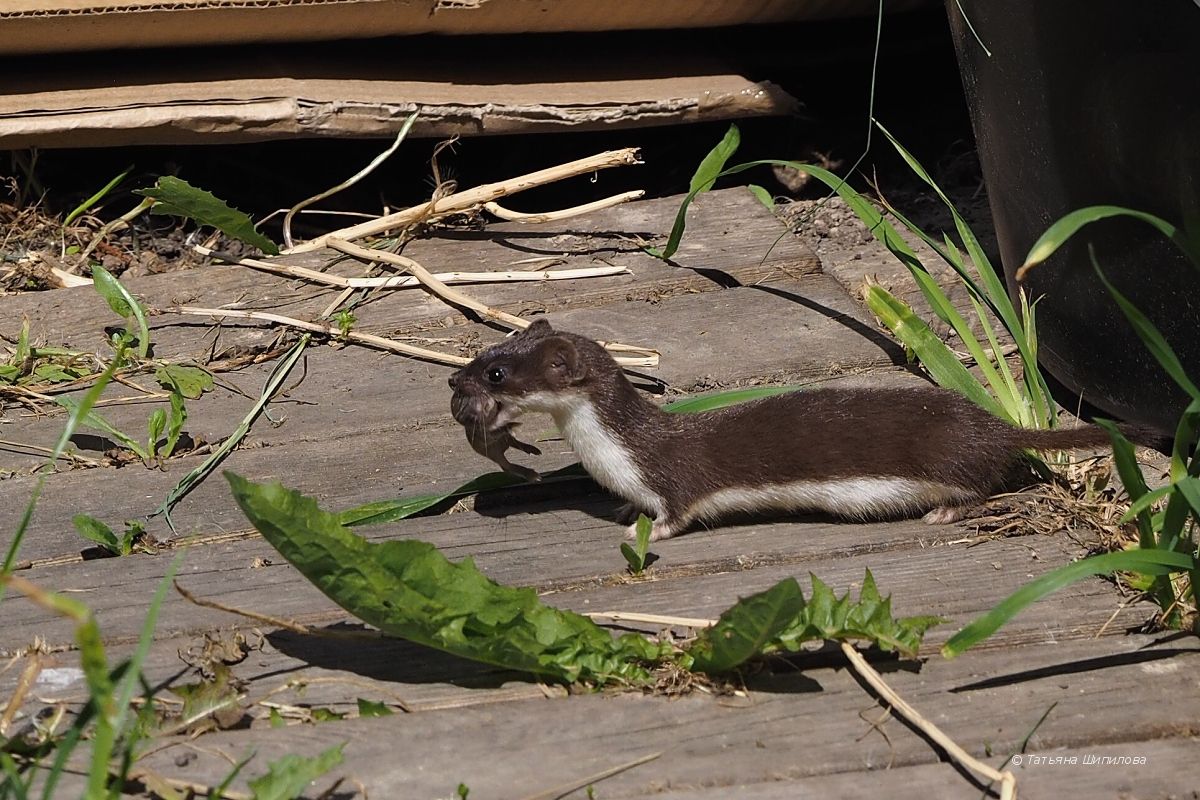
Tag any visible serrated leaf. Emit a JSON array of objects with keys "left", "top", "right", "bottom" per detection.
[
  {"left": 227, "top": 473, "right": 661, "bottom": 685},
  {"left": 686, "top": 571, "right": 939, "bottom": 672},
  {"left": 688, "top": 578, "right": 806, "bottom": 673},
  {"left": 155, "top": 363, "right": 214, "bottom": 399},
  {"left": 137, "top": 176, "right": 279, "bottom": 255},
  {"left": 247, "top": 742, "right": 345, "bottom": 800},
  {"left": 72, "top": 514, "right": 119, "bottom": 554}
]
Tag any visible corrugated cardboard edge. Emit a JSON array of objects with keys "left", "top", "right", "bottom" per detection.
[
  {"left": 0, "top": 0, "right": 925, "bottom": 54},
  {"left": 0, "top": 73, "right": 798, "bottom": 148}
]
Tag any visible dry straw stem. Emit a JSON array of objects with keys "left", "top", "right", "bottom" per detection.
[
  {"left": 840, "top": 641, "right": 1017, "bottom": 800},
  {"left": 166, "top": 305, "right": 471, "bottom": 366},
  {"left": 587, "top": 611, "right": 715, "bottom": 629},
  {"left": 193, "top": 245, "right": 630, "bottom": 290},
  {"left": 283, "top": 148, "right": 643, "bottom": 254},
  {"left": 329, "top": 237, "right": 659, "bottom": 367},
  {"left": 483, "top": 190, "right": 645, "bottom": 223}
]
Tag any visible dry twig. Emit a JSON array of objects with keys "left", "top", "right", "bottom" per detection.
[
  {"left": 283, "top": 148, "right": 642, "bottom": 254},
  {"left": 840, "top": 641, "right": 1017, "bottom": 800}
]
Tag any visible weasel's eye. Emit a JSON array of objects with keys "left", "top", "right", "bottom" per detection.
[{"left": 486, "top": 367, "right": 506, "bottom": 385}]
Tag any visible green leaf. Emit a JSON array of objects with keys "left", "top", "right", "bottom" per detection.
[
  {"left": 1091, "top": 254, "right": 1200, "bottom": 402},
  {"left": 227, "top": 473, "right": 662, "bottom": 685},
  {"left": 155, "top": 364, "right": 214, "bottom": 399},
  {"left": 662, "top": 385, "right": 801, "bottom": 414},
  {"left": 687, "top": 571, "right": 940, "bottom": 672},
  {"left": 90, "top": 265, "right": 150, "bottom": 360},
  {"left": 688, "top": 578, "right": 806, "bottom": 673},
  {"left": 942, "top": 549, "right": 1195, "bottom": 658},
  {"left": 64, "top": 165, "right": 133, "bottom": 228},
  {"left": 747, "top": 184, "right": 775, "bottom": 210},
  {"left": 620, "top": 515, "right": 653, "bottom": 575},
  {"left": 14, "top": 318, "right": 30, "bottom": 365},
  {"left": 863, "top": 284, "right": 1003, "bottom": 417},
  {"left": 309, "top": 707, "right": 346, "bottom": 722},
  {"left": 29, "top": 362, "right": 83, "bottom": 384},
  {"left": 54, "top": 396, "right": 149, "bottom": 461},
  {"left": 689, "top": 124, "right": 741, "bottom": 195},
  {"left": 1094, "top": 419, "right": 1155, "bottom": 548},
  {"left": 163, "top": 391, "right": 187, "bottom": 459},
  {"left": 147, "top": 408, "right": 167, "bottom": 459},
  {"left": 355, "top": 698, "right": 393, "bottom": 718},
  {"left": 247, "top": 742, "right": 345, "bottom": 800},
  {"left": 72, "top": 514, "right": 120, "bottom": 554},
  {"left": 1021, "top": 205, "right": 1200, "bottom": 276},
  {"left": 137, "top": 176, "right": 279, "bottom": 256}
]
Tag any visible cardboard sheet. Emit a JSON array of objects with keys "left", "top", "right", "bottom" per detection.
[
  {"left": 0, "top": 46, "right": 798, "bottom": 147},
  {"left": 0, "top": 0, "right": 920, "bottom": 54}
]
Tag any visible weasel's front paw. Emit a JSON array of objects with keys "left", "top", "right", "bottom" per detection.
[
  {"left": 624, "top": 519, "right": 677, "bottom": 542},
  {"left": 614, "top": 503, "right": 641, "bottom": 525}
]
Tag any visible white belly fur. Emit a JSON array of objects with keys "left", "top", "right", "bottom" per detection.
[
  {"left": 523, "top": 391, "right": 666, "bottom": 518},
  {"left": 688, "top": 478, "right": 974, "bottom": 523}
]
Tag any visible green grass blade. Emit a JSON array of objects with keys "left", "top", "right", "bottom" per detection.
[
  {"left": 152, "top": 334, "right": 311, "bottom": 529},
  {"left": 111, "top": 556, "right": 182, "bottom": 740},
  {"left": 52, "top": 397, "right": 148, "bottom": 461},
  {"left": 968, "top": 293, "right": 1026, "bottom": 424},
  {"left": 689, "top": 124, "right": 740, "bottom": 194},
  {"left": 1022, "top": 206, "right": 1200, "bottom": 275},
  {"left": 64, "top": 166, "right": 133, "bottom": 228},
  {"left": 652, "top": 125, "right": 741, "bottom": 258},
  {"left": 747, "top": 184, "right": 775, "bottom": 210},
  {"left": 1095, "top": 419, "right": 1155, "bottom": 548},
  {"left": 2, "top": 350, "right": 125, "bottom": 600},
  {"left": 1091, "top": 252, "right": 1200, "bottom": 402},
  {"left": 942, "top": 548, "right": 1195, "bottom": 658},
  {"left": 864, "top": 284, "right": 1003, "bottom": 417},
  {"left": 662, "top": 385, "right": 801, "bottom": 414}
]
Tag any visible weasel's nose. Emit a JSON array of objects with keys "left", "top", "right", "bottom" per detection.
[{"left": 448, "top": 370, "right": 461, "bottom": 389}]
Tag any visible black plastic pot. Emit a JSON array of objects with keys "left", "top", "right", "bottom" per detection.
[{"left": 946, "top": 0, "right": 1200, "bottom": 432}]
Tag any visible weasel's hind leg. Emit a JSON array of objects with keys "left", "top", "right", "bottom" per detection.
[{"left": 923, "top": 505, "right": 970, "bottom": 525}]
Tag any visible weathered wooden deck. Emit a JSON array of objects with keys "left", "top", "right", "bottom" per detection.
[{"left": 2, "top": 188, "right": 1197, "bottom": 798}]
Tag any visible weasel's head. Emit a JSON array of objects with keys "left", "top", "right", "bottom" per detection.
[{"left": 449, "top": 318, "right": 614, "bottom": 432}]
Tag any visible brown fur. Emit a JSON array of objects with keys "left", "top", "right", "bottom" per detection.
[{"left": 450, "top": 319, "right": 1144, "bottom": 537}]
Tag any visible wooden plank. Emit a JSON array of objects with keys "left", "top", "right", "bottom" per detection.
[
  {"left": 0, "top": 189, "right": 818, "bottom": 360},
  {"left": 0, "top": 506, "right": 1158, "bottom": 660},
  {"left": 1, "top": 271, "right": 906, "bottom": 561},
  {"left": 121, "top": 633, "right": 1200, "bottom": 798},
  {"left": 647, "top": 738, "right": 1200, "bottom": 798}
]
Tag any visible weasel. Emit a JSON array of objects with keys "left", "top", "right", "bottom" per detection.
[{"left": 449, "top": 318, "right": 1137, "bottom": 541}]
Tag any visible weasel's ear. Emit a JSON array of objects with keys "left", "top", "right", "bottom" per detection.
[
  {"left": 541, "top": 337, "right": 587, "bottom": 385},
  {"left": 522, "top": 318, "right": 554, "bottom": 339}
]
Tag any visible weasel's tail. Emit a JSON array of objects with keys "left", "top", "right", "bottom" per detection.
[{"left": 1015, "top": 423, "right": 1171, "bottom": 453}]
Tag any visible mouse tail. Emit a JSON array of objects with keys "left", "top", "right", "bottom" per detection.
[{"left": 1015, "top": 423, "right": 1172, "bottom": 453}]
